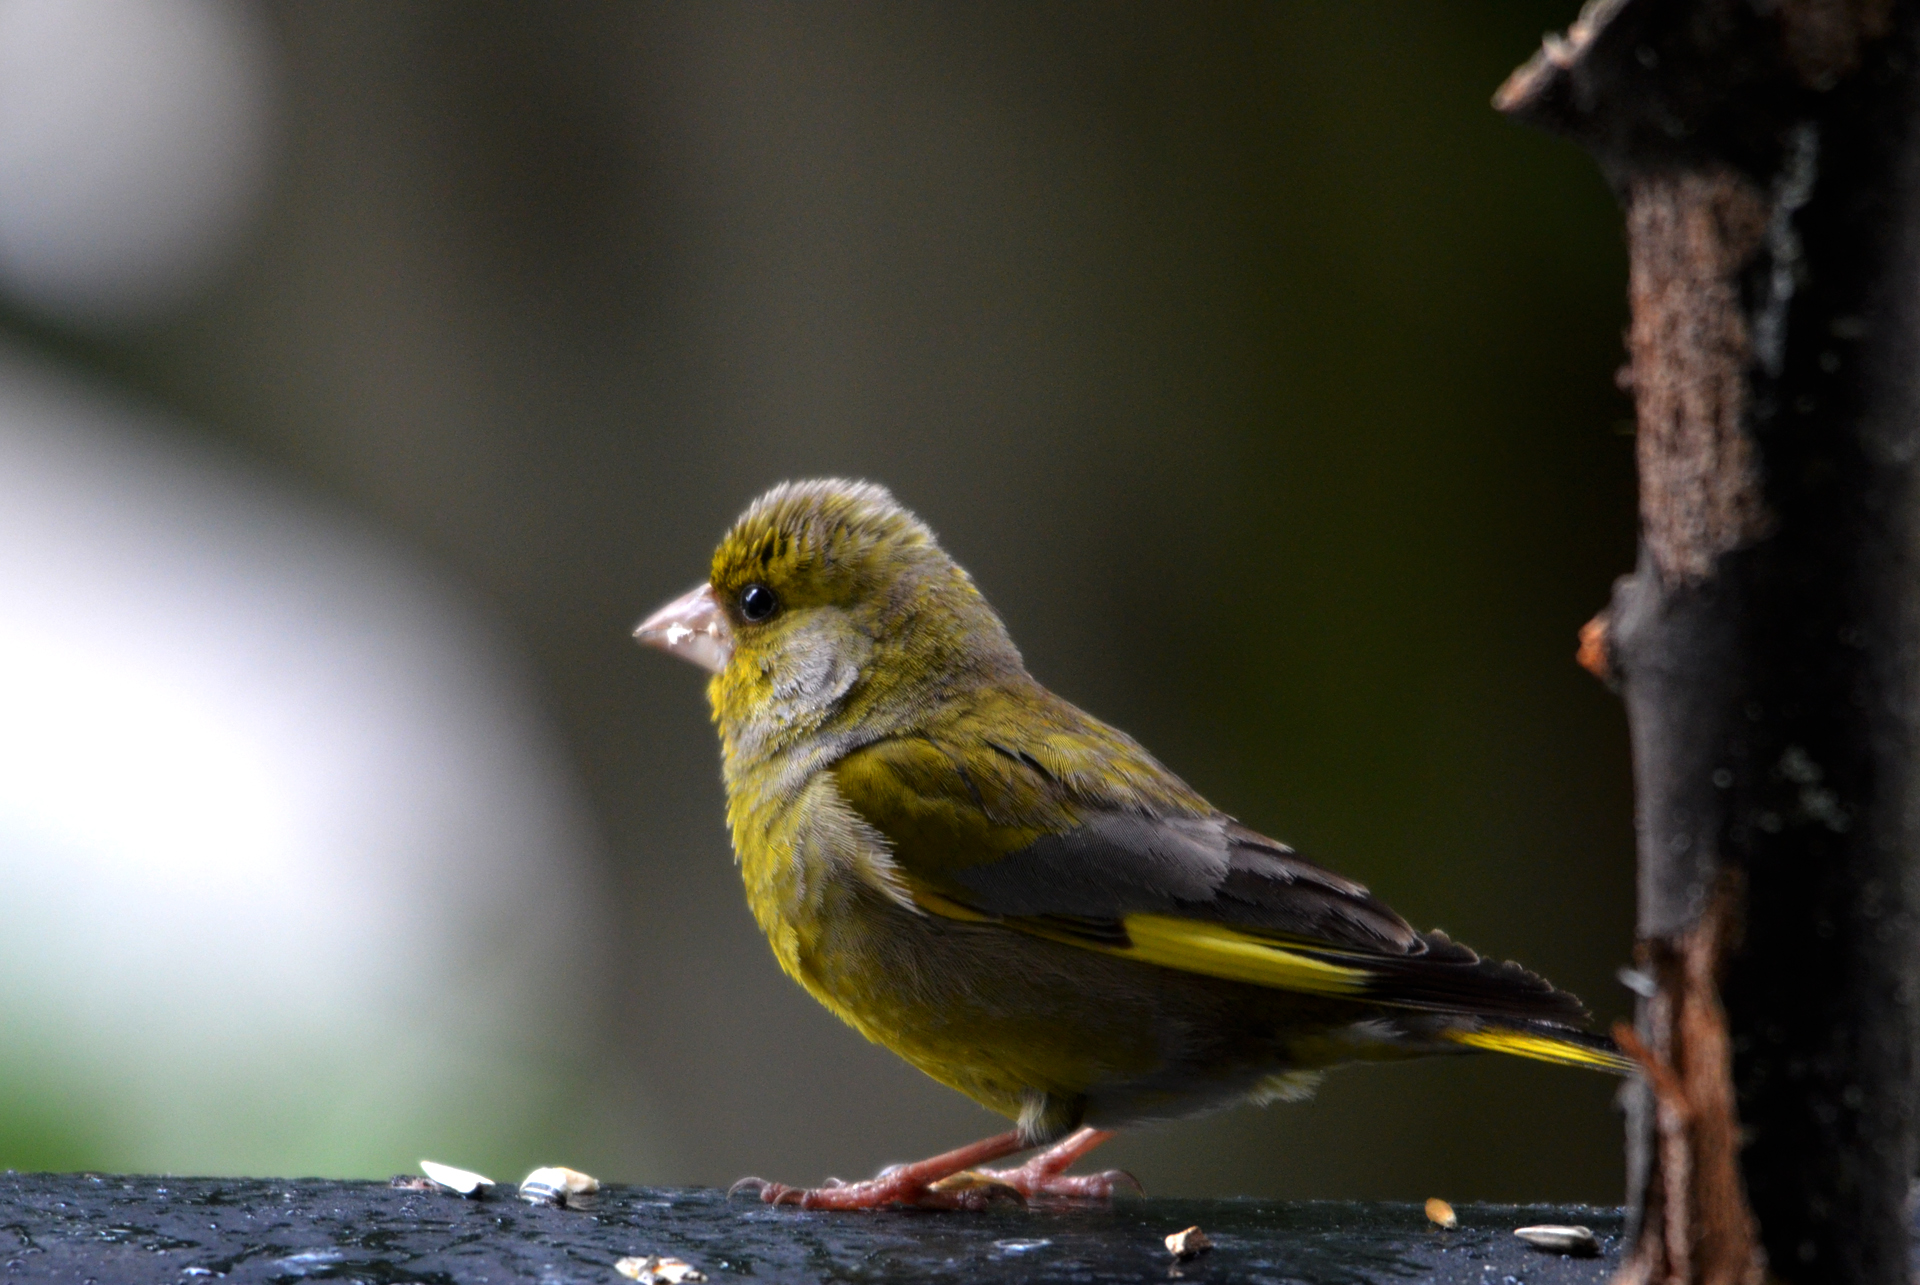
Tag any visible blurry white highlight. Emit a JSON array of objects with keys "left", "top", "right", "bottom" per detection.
[
  {"left": 0, "top": 0, "right": 278, "bottom": 326},
  {"left": 0, "top": 348, "right": 608, "bottom": 1175}
]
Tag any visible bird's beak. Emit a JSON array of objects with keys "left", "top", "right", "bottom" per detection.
[{"left": 634, "top": 583, "right": 732, "bottom": 674}]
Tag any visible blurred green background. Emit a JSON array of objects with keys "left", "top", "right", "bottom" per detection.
[{"left": 0, "top": 1, "right": 1636, "bottom": 1200}]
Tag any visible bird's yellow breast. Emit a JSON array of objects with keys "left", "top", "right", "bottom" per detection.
[
  {"left": 722, "top": 760, "right": 1160, "bottom": 1121},
  {"left": 727, "top": 768, "right": 905, "bottom": 1019}
]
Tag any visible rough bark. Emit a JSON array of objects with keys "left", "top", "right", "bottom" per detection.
[{"left": 1497, "top": 4, "right": 1920, "bottom": 1285}]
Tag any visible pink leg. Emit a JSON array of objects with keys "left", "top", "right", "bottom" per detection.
[
  {"left": 729, "top": 1129, "right": 1030, "bottom": 1210},
  {"left": 968, "top": 1126, "right": 1142, "bottom": 1199}
]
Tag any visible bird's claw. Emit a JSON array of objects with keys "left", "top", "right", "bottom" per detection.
[{"left": 727, "top": 1176, "right": 804, "bottom": 1204}]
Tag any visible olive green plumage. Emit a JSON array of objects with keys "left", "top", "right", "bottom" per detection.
[{"left": 679, "top": 479, "right": 1623, "bottom": 1148}]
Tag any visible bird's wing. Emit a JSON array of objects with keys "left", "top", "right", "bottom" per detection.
[{"left": 831, "top": 732, "right": 1599, "bottom": 1036}]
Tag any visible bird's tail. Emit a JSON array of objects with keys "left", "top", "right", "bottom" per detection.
[{"left": 1441, "top": 1020, "right": 1633, "bottom": 1074}]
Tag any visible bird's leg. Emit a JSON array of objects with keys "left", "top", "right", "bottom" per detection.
[
  {"left": 960, "top": 1127, "right": 1142, "bottom": 1199},
  {"left": 729, "top": 1130, "right": 1030, "bottom": 1210}
]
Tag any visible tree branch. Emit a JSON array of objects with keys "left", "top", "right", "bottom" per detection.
[{"left": 1499, "top": 4, "right": 1920, "bottom": 1284}]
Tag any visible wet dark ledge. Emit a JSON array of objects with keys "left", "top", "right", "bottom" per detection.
[{"left": 0, "top": 1172, "right": 1657, "bottom": 1284}]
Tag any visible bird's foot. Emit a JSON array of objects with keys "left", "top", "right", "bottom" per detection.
[
  {"left": 724, "top": 1125, "right": 1136, "bottom": 1209},
  {"left": 967, "top": 1163, "right": 1141, "bottom": 1199},
  {"left": 726, "top": 1128, "right": 1032, "bottom": 1210},
  {"left": 728, "top": 1171, "right": 1022, "bottom": 1211},
  {"left": 968, "top": 1127, "right": 1141, "bottom": 1200}
]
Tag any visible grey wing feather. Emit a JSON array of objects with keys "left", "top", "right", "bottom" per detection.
[
  {"left": 948, "top": 809, "right": 1589, "bottom": 1024},
  {"left": 947, "top": 810, "right": 1421, "bottom": 953}
]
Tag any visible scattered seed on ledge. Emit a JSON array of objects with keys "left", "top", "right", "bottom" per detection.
[
  {"left": 418, "top": 1160, "right": 493, "bottom": 1198},
  {"left": 1514, "top": 1224, "right": 1600, "bottom": 1256},
  {"left": 520, "top": 1166, "right": 601, "bottom": 1207},
  {"left": 1165, "top": 1226, "right": 1212, "bottom": 1260},
  {"left": 1425, "top": 1198, "right": 1458, "bottom": 1229},
  {"left": 615, "top": 1255, "right": 706, "bottom": 1283}
]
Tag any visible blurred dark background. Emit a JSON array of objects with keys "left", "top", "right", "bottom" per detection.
[{"left": 0, "top": 1, "right": 1635, "bottom": 1200}]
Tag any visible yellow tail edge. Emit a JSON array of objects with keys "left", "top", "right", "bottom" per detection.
[{"left": 1443, "top": 1026, "right": 1635, "bottom": 1074}]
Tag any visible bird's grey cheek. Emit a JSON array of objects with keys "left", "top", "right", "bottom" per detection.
[{"left": 773, "top": 628, "right": 870, "bottom": 709}]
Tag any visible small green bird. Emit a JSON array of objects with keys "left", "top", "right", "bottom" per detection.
[{"left": 637, "top": 479, "right": 1626, "bottom": 1210}]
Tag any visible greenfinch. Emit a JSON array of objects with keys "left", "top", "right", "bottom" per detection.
[{"left": 637, "top": 479, "right": 1625, "bottom": 1210}]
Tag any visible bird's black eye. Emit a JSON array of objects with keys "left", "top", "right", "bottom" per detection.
[{"left": 738, "top": 583, "right": 778, "bottom": 622}]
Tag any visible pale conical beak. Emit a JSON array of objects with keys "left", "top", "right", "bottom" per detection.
[{"left": 634, "top": 583, "right": 732, "bottom": 674}]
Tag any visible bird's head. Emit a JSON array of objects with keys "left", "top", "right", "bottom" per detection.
[{"left": 637, "top": 479, "right": 1023, "bottom": 769}]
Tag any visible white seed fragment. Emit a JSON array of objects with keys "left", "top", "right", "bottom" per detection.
[
  {"left": 1165, "top": 1226, "right": 1213, "bottom": 1260},
  {"left": 615, "top": 1255, "right": 706, "bottom": 1283},
  {"left": 1514, "top": 1224, "right": 1601, "bottom": 1256},
  {"left": 1426, "top": 1197, "right": 1458, "bottom": 1229},
  {"left": 520, "top": 1165, "right": 601, "bottom": 1207},
  {"left": 419, "top": 1160, "right": 493, "bottom": 1197}
]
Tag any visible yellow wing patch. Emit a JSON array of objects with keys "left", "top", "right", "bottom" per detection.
[
  {"left": 1442, "top": 1027, "right": 1633, "bottom": 1073},
  {"left": 1113, "top": 914, "right": 1374, "bottom": 996},
  {"left": 907, "top": 885, "right": 1372, "bottom": 996}
]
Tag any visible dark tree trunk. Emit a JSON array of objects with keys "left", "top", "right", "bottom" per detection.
[{"left": 1498, "top": 4, "right": 1920, "bottom": 1285}]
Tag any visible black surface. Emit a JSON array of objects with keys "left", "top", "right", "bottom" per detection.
[{"left": 0, "top": 1173, "right": 1628, "bottom": 1284}]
